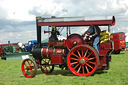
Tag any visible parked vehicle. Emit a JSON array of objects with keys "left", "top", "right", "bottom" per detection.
[
  {"left": 25, "top": 40, "right": 48, "bottom": 52},
  {"left": 0, "top": 41, "right": 29, "bottom": 60},
  {"left": 25, "top": 40, "right": 37, "bottom": 52},
  {"left": 110, "top": 32, "right": 126, "bottom": 54}
]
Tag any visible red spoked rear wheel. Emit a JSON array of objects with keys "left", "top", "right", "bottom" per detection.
[
  {"left": 40, "top": 58, "right": 54, "bottom": 73},
  {"left": 22, "top": 58, "right": 37, "bottom": 78},
  {"left": 67, "top": 45, "right": 99, "bottom": 76}
]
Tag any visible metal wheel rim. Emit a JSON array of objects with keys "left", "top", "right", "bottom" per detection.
[
  {"left": 67, "top": 45, "right": 99, "bottom": 76},
  {"left": 22, "top": 58, "right": 37, "bottom": 78},
  {"left": 40, "top": 58, "right": 54, "bottom": 73}
]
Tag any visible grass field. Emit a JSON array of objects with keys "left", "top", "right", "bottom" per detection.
[{"left": 0, "top": 51, "right": 128, "bottom": 85}]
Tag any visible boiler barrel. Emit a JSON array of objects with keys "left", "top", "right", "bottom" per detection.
[
  {"left": 41, "top": 47, "right": 65, "bottom": 58},
  {"left": 31, "top": 47, "right": 65, "bottom": 58}
]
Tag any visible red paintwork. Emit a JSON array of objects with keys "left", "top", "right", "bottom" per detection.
[
  {"left": 54, "top": 41, "right": 65, "bottom": 47},
  {"left": 98, "top": 42, "right": 113, "bottom": 69},
  {"left": 99, "top": 42, "right": 113, "bottom": 52},
  {"left": 48, "top": 39, "right": 55, "bottom": 46},
  {"left": 40, "top": 58, "right": 54, "bottom": 73},
  {"left": 22, "top": 58, "right": 37, "bottom": 78},
  {"left": 67, "top": 45, "right": 99, "bottom": 76},
  {"left": 49, "top": 40, "right": 66, "bottom": 47},
  {"left": 41, "top": 47, "right": 64, "bottom": 58},
  {"left": 38, "top": 20, "right": 115, "bottom": 26},
  {"left": 66, "top": 34, "right": 84, "bottom": 50},
  {"left": 110, "top": 32, "right": 126, "bottom": 51},
  {"left": 44, "top": 31, "right": 51, "bottom": 34},
  {"left": 37, "top": 16, "right": 115, "bottom": 26},
  {"left": 51, "top": 54, "right": 63, "bottom": 64}
]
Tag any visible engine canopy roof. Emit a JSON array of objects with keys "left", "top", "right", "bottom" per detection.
[{"left": 36, "top": 16, "right": 115, "bottom": 27}]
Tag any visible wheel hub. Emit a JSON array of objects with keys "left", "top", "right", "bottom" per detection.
[
  {"left": 80, "top": 58, "right": 85, "bottom": 64},
  {"left": 26, "top": 67, "right": 30, "bottom": 70}
]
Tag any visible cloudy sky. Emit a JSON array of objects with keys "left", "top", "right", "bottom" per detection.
[{"left": 0, "top": 0, "right": 128, "bottom": 44}]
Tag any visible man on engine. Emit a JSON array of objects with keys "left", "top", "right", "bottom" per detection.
[{"left": 82, "top": 25, "right": 101, "bottom": 53}]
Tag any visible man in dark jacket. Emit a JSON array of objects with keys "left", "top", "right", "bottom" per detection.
[
  {"left": 82, "top": 25, "right": 101, "bottom": 53},
  {"left": 49, "top": 26, "right": 60, "bottom": 41}
]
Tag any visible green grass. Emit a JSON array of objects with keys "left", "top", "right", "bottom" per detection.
[{"left": 0, "top": 51, "right": 128, "bottom": 85}]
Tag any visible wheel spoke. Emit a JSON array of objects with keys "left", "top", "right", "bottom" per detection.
[
  {"left": 48, "top": 59, "right": 50, "bottom": 64},
  {"left": 48, "top": 66, "right": 51, "bottom": 70},
  {"left": 88, "top": 57, "right": 95, "bottom": 60},
  {"left": 24, "top": 64, "right": 27, "bottom": 67},
  {"left": 27, "top": 70, "right": 28, "bottom": 74},
  {"left": 85, "top": 65, "right": 89, "bottom": 73},
  {"left": 42, "top": 59, "right": 45, "bottom": 63},
  {"left": 70, "top": 58, "right": 78, "bottom": 61},
  {"left": 77, "top": 50, "right": 81, "bottom": 57},
  {"left": 83, "top": 49, "right": 88, "bottom": 57},
  {"left": 67, "top": 45, "right": 98, "bottom": 76},
  {"left": 27, "top": 61, "right": 31, "bottom": 66},
  {"left": 77, "top": 66, "right": 81, "bottom": 73},
  {"left": 71, "top": 62, "right": 78, "bottom": 65},
  {"left": 72, "top": 53, "right": 79, "bottom": 58},
  {"left": 82, "top": 66, "right": 85, "bottom": 74},
  {"left": 45, "top": 59, "right": 46, "bottom": 62},
  {"left": 30, "top": 70, "right": 34, "bottom": 75},
  {"left": 44, "top": 67, "right": 47, "bottom": 72},
  {"left": 73, "top": 64, "right": 79, "bottom": 69},
  {"left": 40, "top": 59, "right": 54, "bottom": 73},
  {"left": 31, "top": 66, "right": 35, "bottom": 69},
  {"left": 43, "top": 66, "right": 47, "bottom": 70},
  {"left": 86, "top": 52, "right": 93, "bottom": 58},
  {"left": 88, "top": 61, "right": 96, "bottom": 65},
  {"left": 30, "top": 60, "right": 33, "bottom": 64},
  {"left": 22, "top": 59, "right": 37, "bottom": 78},
  {"left": 30, "top": 70, "right": 32, "bottom": 75},
  {"left": 25, "top": 67, "right": 28, "bottom": 70},
  {"left": 86, "top": 63, "right": 93, "bottom": 69}
]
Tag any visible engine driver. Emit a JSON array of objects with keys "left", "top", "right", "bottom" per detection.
[{"left": 82, "top": 25, "right": 101, "bottom": 53}]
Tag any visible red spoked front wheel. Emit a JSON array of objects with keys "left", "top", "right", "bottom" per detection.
[
  {"left": 67, "top": 45, "right": 99, "bottom": 76},
  {"left": 40, "top": 58, "right": 54, "bottom": 73},
  {"left": 22, "top": 58, "right": 37, "bottom": 78}
]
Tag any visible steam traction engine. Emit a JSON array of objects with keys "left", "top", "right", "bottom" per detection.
[{"left": 21, "top": 16, "right": 115, "bottom": 78}]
